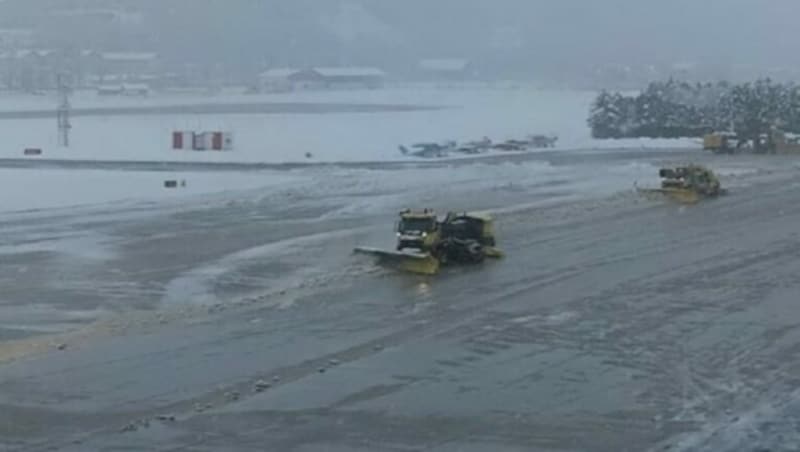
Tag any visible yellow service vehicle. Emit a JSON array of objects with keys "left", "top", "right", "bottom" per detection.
[
  {"left": 637, "top": 165, "right": 724, "bottom": 204},
  {"left": 771, "top": 130, "right": 800, "bottom": 154},
  {"left": 355, "top": 209, "right": 503, "bottom": 275},
  {"left": 703, "top": 132, "right": 737, "bottom": 154},
  {"left": 395, "top": 209, "right": 439, "bottom": 251}
]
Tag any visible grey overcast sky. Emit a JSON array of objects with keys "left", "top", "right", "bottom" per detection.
[{"left": 1, "top": 0, "right": 797, "bottom": 71}]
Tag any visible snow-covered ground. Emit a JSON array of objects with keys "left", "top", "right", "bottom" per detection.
[
  {"left": 0, "top": 156, "right": 651, "bottom": 215},
  {"left": 0, "top": 168, "right": 301, "bottom": 213},
  {"left": 0, "top": 88, "right": 699, "bottom": 164},
  {"left": 0, "top": 87, "right": 706, "bottom": 215},
  {"left": 5, "top": 149, "right": 765, "bottom": 217}
]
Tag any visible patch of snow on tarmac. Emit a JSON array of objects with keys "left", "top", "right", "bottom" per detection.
[
  {"left": 0, "top": 168, "right": 302, "bottom": 213},
  {"left": 0, "top": 155, "right": 660, "bottom": 218},
  {"left": 660, "top": 389, "right": 800, "bottom": 452},
  {"left": 312, "top": 161, "right": 563, "bottom": 219},
  {"left": 0, "top": 232, "right": 115, "bottom": 260},
  {"left": 0, "top": 304, "right": 109, "bottom": 335},
  {"left": 162, "top": 226, "right": 372, "bottom": 306}
]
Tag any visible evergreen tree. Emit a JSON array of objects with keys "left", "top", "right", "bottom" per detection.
[
  {"left": 588, "top": 90, "right": 624, "bottom": 138},
  {"left": 589, "top": 78, "right": 800, "bottom": 144}
]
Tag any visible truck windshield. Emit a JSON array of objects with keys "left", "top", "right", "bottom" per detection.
[{"left": 398, "top": 218, "right": 436, "bottom": 233}]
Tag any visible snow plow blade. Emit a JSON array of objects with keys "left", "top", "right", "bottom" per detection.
[
  {"left": 484, "top": 247, "right": 505, "bottom": 259},
  {"left": 353, "top": 247, "right": 441, "bottom": 275},
  {"left": 637, "top": 188, "right": 701, "bottom": 204}
]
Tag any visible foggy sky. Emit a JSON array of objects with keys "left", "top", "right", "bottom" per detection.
[{"left": 1, "top": 0, "right": 798, "bottom": 73}]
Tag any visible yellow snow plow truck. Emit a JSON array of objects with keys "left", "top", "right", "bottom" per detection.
[
  {"left": 703, "top": 132, "right": 738, "bottom": 154},
  {"left": 637, "top": 165, "right": 725, "bottom": 204},
  {"left": 354, "top": 209, "right": 503, "bottom": 275}
]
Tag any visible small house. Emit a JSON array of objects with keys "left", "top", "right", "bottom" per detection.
[
  {"left": 97, "top": 84, "right": 124, "bottom": 96},
  {"left": 285, "top": 67, "right": 386, "bottom": 90},
  {"left": 100, "top": 52, "right": 159, "bottom": 79},
  {"left": 312, "top": 67, "right": 386, "bottom": 89},
  {"left": 96, "top": 83, "right": 150, "bottom": 96},
  {"left": 259, "top": 68, "right": 299, "bottom": 92},
  {"left": 0, "top": 49, "right": 59, "bottom": 91},
  {"left": 121, "top": 83, "right": 150, "bottom": 96}
]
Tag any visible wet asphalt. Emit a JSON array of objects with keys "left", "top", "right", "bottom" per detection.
[{"left": 2, "top": 150, "right": 800, "bottom": 451}]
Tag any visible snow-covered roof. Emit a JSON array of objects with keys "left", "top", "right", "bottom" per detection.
[
  {"left": 0, "top": 28, "right": 34, "bottom": 36},
  {"left": 50, "top": 8, "right": 143, "bottom": 24},
  {"left": 101, "top": 52, "right": 158, "bottom": 62},
  {"left": 259, "top": 68, "right": 300, "bottom": 78},
  {"left": 419, "top": 59, "right": 469, "bottom": 72},
  {"left": 91, "top": 74, "right": 128, "bottom": 82},
  {"left": 313, "top": 67, "right": 385, "bottom": 77},
  {"left": 122, "top": 83, "right": 150, "bottom": 90},
  {"left": 1, "top": 49, "right": 57, "bottom": 59}
]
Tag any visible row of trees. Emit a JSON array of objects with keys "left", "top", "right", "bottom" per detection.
[{"left": 589, "top": 79, "right": 800, "bottom": 145}]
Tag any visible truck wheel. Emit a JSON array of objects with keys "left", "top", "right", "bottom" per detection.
[{"left": 467, "top": 243, "right": 485, "bottom": 263}]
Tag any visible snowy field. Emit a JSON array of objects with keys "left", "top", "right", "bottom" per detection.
[
  {"left": 0, "top": 87, "right": 705, "bottom": 215},
  {"left": 0, "top": 168, "right": 302, "bottom": 213},
  {"left": 0, "top": 87, "right": 699, "bottom": 164},
  {"left": 0, "top": 152, "right": 763, "bottom": 215}
]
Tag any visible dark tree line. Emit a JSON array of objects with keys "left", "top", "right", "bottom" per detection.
[{"left": 589, "top": 79, "right": 800, "bottom": 146}]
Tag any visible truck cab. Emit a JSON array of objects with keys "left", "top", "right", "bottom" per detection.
[{"left": 396, "top": 209, "right": 439, "bottom": 251}]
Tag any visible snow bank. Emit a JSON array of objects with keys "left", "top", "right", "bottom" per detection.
[
  {"left": 659, "top": 389, "right": 800, "bottom": 452},
  {"left": 0, "top": 153, "right": 662, "bottom": 216},
  {"left": 0, "top": 88, "right": 700, "bottom": 164},
  {"left": 0, "top": 168, "right": 301, "bottom": 213}
]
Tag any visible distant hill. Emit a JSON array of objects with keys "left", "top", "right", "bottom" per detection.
[{"left": 3, "top": 0, "right": 800, "bottom": 83}]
